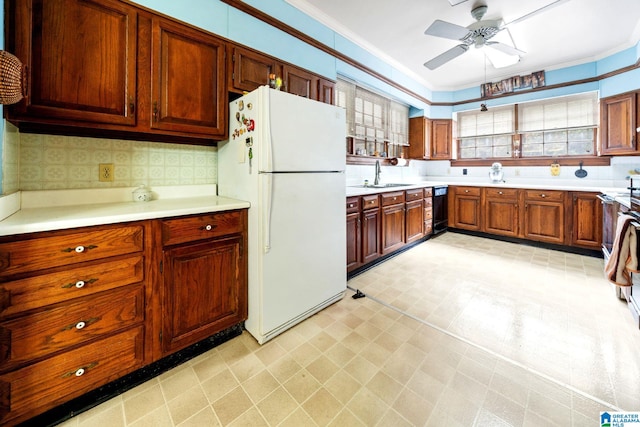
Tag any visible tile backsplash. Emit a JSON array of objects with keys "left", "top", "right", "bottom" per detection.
[{"left": 17, "top": 132, "right": 217, "bottom": 191}]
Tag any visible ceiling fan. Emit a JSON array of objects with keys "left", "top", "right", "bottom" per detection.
[{"left": 423, "top": 0, "right": 569, "bottom": 70}]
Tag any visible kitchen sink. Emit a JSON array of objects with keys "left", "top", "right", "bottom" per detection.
[{"left": 350, "top": 183, "right": 411, "bottom": 188}]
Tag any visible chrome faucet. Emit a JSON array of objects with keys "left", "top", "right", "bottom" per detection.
[{"left": 374, "top": 160, "right": 381, "bottom": 185}]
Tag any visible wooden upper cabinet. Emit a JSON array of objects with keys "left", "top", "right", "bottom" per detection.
[
  {"left": 150, "top": 18, "right": 227, "bottom": 137},
  {"left": 8, "top": 0, "right": 137, "bottom": 126},
  {"left": 282, "top": 65, "right": 318, "bottom": 100},
  {"left": 407, "top": 117, "right": 451, "bottom": 160},
  {"left": 600, "top": 92, "right": 638, "bottom": 155},
  {"left": 408, "top": 117, "right": 430, "bottom": 160},
  {"left": 318, "top": 78, "right": 335, "bottom": 105},
  {"left": 431, "top": 119, "right": 452, "bottom": 159},
  {"left": 229, "top": 46, "right": 279, "bottom": 93}
]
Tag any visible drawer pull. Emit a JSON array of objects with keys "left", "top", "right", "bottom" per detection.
[
  {"left": 62, "top": 278, "right": 98, "bottom": 289},
  {"left": 61, "top": 245, "right": 98, "bottom": 254},
  {"left": 465, "top": 190, "right": 469, "bottom": 193},
  {"left": 62, "top": 362, "right": 98, "bottom": 378},
  {"left": 370, "top": 201, "right": 374, "bottom": 204},
  {"left": 540, "top": 194, "right": 546, "bottom": 198},
  {"left": 498, "top": 191, "right": 503, "bottom": 195},
  {"left": 393, "top": 197, "right": 397, "bottom": 201},
  {"left": 200, "top": 224, "right": 217, "bottom": 231},
  {"left": 348, "top": 203, "right": 354, "bottom": 208},
  {"left": 62, "top": 317, "right": 99, "bottom": 331}
]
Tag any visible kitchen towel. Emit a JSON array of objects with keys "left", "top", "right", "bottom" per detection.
[{"left": 605, "top": 214, "right": 638, "bottom": 286}]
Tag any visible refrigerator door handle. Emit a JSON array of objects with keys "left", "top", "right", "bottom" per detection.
[
  {"left": 263, "top": 172, "right": 273, "bottom": 253},
  {"left": 261, "top": 87, "right": 273, "bottom": 173}
]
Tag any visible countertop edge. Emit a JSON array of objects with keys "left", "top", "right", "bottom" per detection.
[{"left": 0, "top": 195, "right": 250, "bottom": 237}]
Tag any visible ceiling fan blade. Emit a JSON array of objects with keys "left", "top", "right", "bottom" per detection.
[
  {"left": 424, "top": 19, "right": 470, "bottom": 40},
  {"left": 424, "top": 44, "right": 469, "bottom": 70},
  {"left": 503, "top": 0, "right": 571, "bottom": 27},
  {"left": 486, "top": 41, "right": 525, "bottom": 56},
  {"left": 446, "top": 0, "right": 469, "bottom": 5}
]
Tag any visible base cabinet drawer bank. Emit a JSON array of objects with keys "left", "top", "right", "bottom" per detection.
[
  {"left": 447, "top": 186, "right": 600, "bottom": 250},
  {"left": 0, "top": 209, "right": 248, "bottom": 425},
  {"left": 347, "top": 187, "right": 432, "bottom": 273}
]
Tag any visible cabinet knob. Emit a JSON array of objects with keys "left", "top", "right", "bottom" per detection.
[
  {"left": 541, "top": 194, "right": 546, "bottom": 198},
  {"left": 75, "top": 246, "right": 85, "bottom": 253},
  {"left": 205, "top": 225, "right": 212, "bottom": 231},
  {"left": 349, "top": 203, "right": 354, "bottom": 208},
  {"left": 153, "top": 101, "right": 159, "bottom": 122},
  {"left": 75, "top": 368, "right": 85, "bottom": 377},
  {"left": 75, "top": 321, "right": 86, "bottom": 330},
  {"left": 61, "top": 245, "right": 97, "bottom": 254},
  {"left": 393, "top": 197, "right": 397, "bottom": 201},
  {"left": 498, "top": 191, "right": 503, "bottom": 195},
  {"left": 75, "top": 280, "right": 85, "bottom": 289},
  {"left": 465, "top": 190, "right": 469, "bottom": 193},
  {"left": 200, "top": 224, "right": 217, "bottom": 231},
  {"left": 370, "top": 200, "right": 374, "bottom": 204}
]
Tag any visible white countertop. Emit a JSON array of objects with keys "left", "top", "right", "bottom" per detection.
[
  {"left": 0, "top": 185, "right": 250, "bottom": 237},
  {"left": 346, "top": 179, "right": 630, "bottom": 197}
]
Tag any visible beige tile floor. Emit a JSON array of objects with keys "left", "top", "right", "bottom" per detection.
[{"left": 58, "top": 232, "right": 640, "bottom": 426}]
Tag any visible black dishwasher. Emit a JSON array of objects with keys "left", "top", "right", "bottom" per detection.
[{"left": 433, "top": 186, "right": 448, "bottom": 234}]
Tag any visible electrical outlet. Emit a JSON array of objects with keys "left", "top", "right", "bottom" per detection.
[
  {"left": 99, "top": 163, "right": 114, "bottom": 182},
  {"left": 515, "top": 168, "right": 520, "bottom": 177}
]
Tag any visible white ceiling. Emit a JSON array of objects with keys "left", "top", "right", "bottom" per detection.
[{"left": 285, "top": 0, "right": 640, "bottom": 92}]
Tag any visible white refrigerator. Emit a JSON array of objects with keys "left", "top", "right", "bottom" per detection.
[{"left": 217, "top": 86, "right": 347, "bottom": 344}]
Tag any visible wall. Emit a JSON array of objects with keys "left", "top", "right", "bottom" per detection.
[{"left": 17, "top": 131, "right": 216, "bottom": 191}]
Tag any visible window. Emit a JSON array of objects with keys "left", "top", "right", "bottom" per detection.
[
  {"left": 456, "top": 92, "right": 598, "bottom": 160},
  {"left": 336, "top": 78, "right": 408, "bottom": 158}
]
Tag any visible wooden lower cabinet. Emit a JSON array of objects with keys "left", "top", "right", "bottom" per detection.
[
  {"left": 448, "top": 186, "right": 599, "bottom": 250},
  {"left": 569, "top": 192, "right": 602, "bottom": 249},
  {"left": 484, "top": 188, "right": 519, "bottom": 238},
  {"left": 522, "top": 190, "right": 565, "bottom": 244},
  {"left": 449, "top": 186, "right": 482, "bottom": 231},
  {"left": 381, "top": 191, "right": 406, "bottom": 254},
  {"left": 405, "top": 188, "right": 425, "bottom": 244},
  {"left": 346, "top": 197, "right": 362, "bottom": 272},
  {"left": 0, "top": 209, "right": 248, "bottom": 425},
  {"left": 361, "top": 194, "right": 382, "bottom": 265}
]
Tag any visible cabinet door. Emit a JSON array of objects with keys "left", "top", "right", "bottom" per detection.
[
  {"left": 151, "top": 18, "right": 226, "bottom": 137},
  {"left": 600, "top": 92, "right": 637, "bottom": 155},
  {"left": 522, "top": 191, "right": 565, "bottom": 244},
  {"left": 362, "top": 208, "right": 381, "bottom": 264},
  {"left": 381, "top": 204, "right": 405, "bottom": 254},
  {"left": 405, "top": 199, "right": 425, "bottom": 243},
  {"left": 346, "top": 212, "right": 361, "bottom": 272},
  {"left": 570, "top": 192, "right": 602, "bottom": 249},
  {"left": 431, "top": 120, "right": 452, "bottom": 160},
  {"left": 10, "top": 0, "right": 137, "bottom": 126},
  {"left": 408, "top": 117, "right": 430, "bottom": 160},
  {"left": 162, "top": 235, "right": 246, "bottom": 354},
  {"left": 318, "top": 78, "right": 335, "bottom": 104},
  {"left": 452, "top": 188, "right": 481, "bottom": 231},
  {"left": 229, "top": 46, "right": 279, "bottom": 93},
  {"left": 282, "top": 65, "right": 318, "bottom": 99},
  {"left": 483, "top": 189, "right": 519, "bottom": 237}
]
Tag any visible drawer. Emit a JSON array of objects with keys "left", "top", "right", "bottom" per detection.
[
  {"left": 424, "top": 207, "right": 433, "bottom": 220},
  {"left": 456, "top": 187, "right": 481, "bottom": 196},
  {"left": 524, "top": 190, "right": 564, "bottom": 202},
  {"left": 162, "top": 210, "right": 245, "bottom": 246},
  {"left": 424, "top": 197, "right": 433, "bottom": 207},
  {"left": 423, "top": 188, "right": 433, "bottom": 198},
  {"left": 0, "top": 285, "right": 144, "bottom": 369},
  {"left": 405, "top": 189, "right": 423, "bottom": 201},
  {"left": 424, "top": 222, "right": 433, "bottom": 234},
  {"left": 361, "top": 194, "right": 379, "bottom": 210},
  {"left": 381, "top": 191, "right": 405, "bottom": 206},
  {"left": 0, "top": 226, "right": 144, "bottom": 278},
  {"left": 0, "top": 326, "right": 144, "bottom": 425},
  {"left": 485, "top": 188, "right": 519, "bottom": 198},
  {"left": 346, "top": 197, "right": 360, "bottom": 213},
  {"left": 0, "top": 256, "right": 144, "bottom": 319}
]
